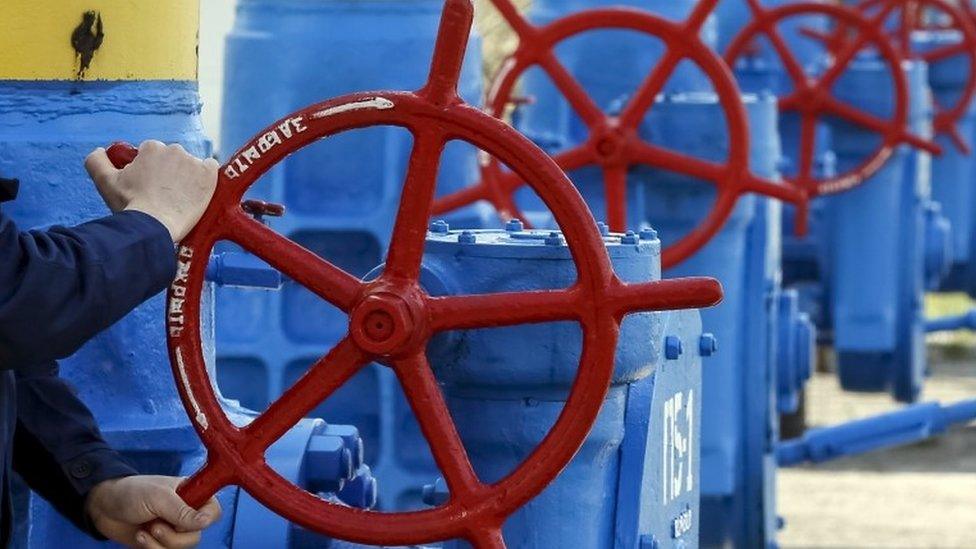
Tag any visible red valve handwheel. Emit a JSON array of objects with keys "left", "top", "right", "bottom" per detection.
[
  {"left": 855, "top": 0, "right": 976, "bottom": 154},
  {"left": 726, "top": 0, "right": 940, "bottom": 196},
  {"left": 431, "top": 0, "right": 806, "bottom": 269},
  {"left": 164, "top": 1, "right": 722, "bottom": 547}
]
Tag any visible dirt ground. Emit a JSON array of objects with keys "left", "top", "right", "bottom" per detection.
[{"left": 778, "top": 348, "right": 976, "bottom": 548}]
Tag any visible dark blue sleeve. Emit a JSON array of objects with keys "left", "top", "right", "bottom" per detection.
[
  {"left": 13, "top": 361, "right": 138, "bottom": 539},
  {"left": 0, "top": 208, "right": 177, "bottom": 367}
]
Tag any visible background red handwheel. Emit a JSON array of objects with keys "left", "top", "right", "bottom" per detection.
[
  {"left": 856, "top": 0, "right": 976, "bottom": 153},
  {"left": 432, "top": 0, "right": 806, "bottom": 269},
  {"left": 162, "top": 1, "right": 722, "bottom": 547},
  {"left": 726, "top": 0, "right": 940, "bottom": 196}
]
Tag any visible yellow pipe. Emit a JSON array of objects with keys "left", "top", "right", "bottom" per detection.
[{"left": 0, "top": 0, "right": 198, "bottom": 81}]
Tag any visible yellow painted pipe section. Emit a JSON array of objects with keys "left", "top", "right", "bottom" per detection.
[{"left": 0, "top": 0, "right": 199, "bottom": 81}]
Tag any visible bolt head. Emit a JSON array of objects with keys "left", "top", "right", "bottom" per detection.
[
  {"left": 639, "top": 227, "right": 658, "bottom": 241},
  {"left": 505, "top": 218, "right": 525, "bottom": 232},
  {"left": 458, "top": 231, "right": 476, "bottom": 244},
  {"left": 621, "top": 230, "right": 639, "bottom": 245},
  {"left": 422, "top": 477, "right": 450, "bottom": 506},
  {"left": 429, "top": 219, "right": 450, "bottom": 234},
  {"left": 597, "top": 221, "right": 610, "bottom": 236},
  {"left": 665, "top": 335, "right": 683, "bottom": 360},
  {"left": 699, "top": 333, "right": 718, "bottom": 357},
  {"left": 639, "top": 535, "right": 659, "bottom": 549},
  {"left": 545, "top": 231, "right": 564, "bottom": 246}
]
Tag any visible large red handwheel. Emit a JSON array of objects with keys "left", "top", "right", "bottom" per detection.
[
  {"left": 163, "top": 1, "right": 722, "bottom": 547},
  {"left": 431, "top": 0, "right": 805, "bottom": 269},
  {"left": 854, "top": 0, "right": 976, "bottom": 153},
  {"left": 726, "top": 0, "right": 940, "bottom": 197}
]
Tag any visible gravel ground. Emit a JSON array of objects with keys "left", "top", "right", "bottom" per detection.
[{"left": 778, "top": 350, "right": 976, "bottom": 548}]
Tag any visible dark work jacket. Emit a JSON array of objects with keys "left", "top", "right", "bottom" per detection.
[{"left": 0, "top": 178, "right": 178, "bottom": 544}]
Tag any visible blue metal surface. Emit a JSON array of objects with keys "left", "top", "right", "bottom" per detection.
[
  {"left": 776, "top": 290, "right": 815, "bottom": 416},
  {"left": 642, "top": 95, "right": 785, "bottom": 548},
  {"left": 827, "top": 59, "right": 935, "bottom": 402},
  {"left": 0, "top": 80, "right": 370, "bottom": 548},
  {"left": 926, "top": 308, "right": 976, "bottom": 332},
  {"left": 733, "top": 15, "right": 952, "bottom": 402},
  {"left": 497, "top": 3, "right": 794, "bottom": 542},
  {"left": 216, "top": 0, "right": 488, "bottom": 511},
  {"left": 421, "top": 228, "right": 703, "bottom": 548},
  {"left": 778, "top": 399, "right": 976, "bottom": 466},
  {"left": 917, "top": 31, "right": 976, "bottom": 296}
]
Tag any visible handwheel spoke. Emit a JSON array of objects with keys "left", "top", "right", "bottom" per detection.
[
  {"left": 628, "top": 141, "right": 726, "bottom": 183},
  {"left": 538, "top": 52, "right": 606, "bottom": 129},
  {"left": 432, "top": 182, "right": 490, "bottom": 215},
  {"left": 606, "top": 278, "right": 724, "bottom": 319},
  {"left": 756, "top": 15, "right": 809, "bottom": 87},
  {"left": 603, "top": 165, "right": 629, "bottom": 232},
  {"left": 819, "top": 4, "right": 896, "bottom": 88},
  {"left": 618, "top": 48, "right": 684, "bottom": 129},
  {"left": 921, "top": 41, "right": 968, "bottom": 63},
  {"left": 490, "top": 0, "right": 536, "bottom": 40},
  {"left": 428, "top": 288, "right": 581, "bottom": 332},
  {"left": 385, "top": 129, "right": 447, "bottom": 281},
  {"left": 226, "top": 211, "right": 363, "bottom": 312},
  {"left": 742, "top": 173, "right": 805, "bottom": 205},
  {"left": 394, "top": 353, "right": 483, "bottom": 500},
  {"left": 823, "top": 96, "right": 938, "bottom": 152},
  {"left": 177, "top": 459, "right": 237, "bottom": 509},
  {"left": 244, "top": 338, "right": 369, "bottom": 453},
  {"left": 468, "top": 528, "right": 507, "bottom": 549}
]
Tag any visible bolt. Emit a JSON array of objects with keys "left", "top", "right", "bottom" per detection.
[
  {"left": 505, "top": 218, "right": 524, "bottom": 232},
  {"left": 776, "top": 515, "right": 786, "bottom": 530},
  {"left": 638, "top": 535, "right": 659, "bottom": 549},
  {"left": 699, "top": 333, "right": 718, "bottom": 357},
  {"left": 458, "top": 231, "right": 476, "bottom": 244},
  {"left": 545, "top": 231, "right": 564, "bottom": 246},
  {"left": 305, "top": 434, "right": 354, "bottom": 493},
  {"left": 422, "top": 477, "right": 450, "bottom": 506},
  {"left": 597, "top": 221, "right": 610, "bottom": 236},
  {"left": 323, "top": 424, "right": 364, "bottom": 470},
  {"left": 621, "top": 230, "right": 639, "bottom": 245},
  {"left": 639, "top": 227, "right": 658, "bottom": 241},
  {"left": 429, "top": 219, "right": 450, "bottom": 234},
  {"left": 665, "top": 335, "right": 683, "bottom": 360},
  {"left": 338, "top": 466, "right": 378, "bottom": 510}
]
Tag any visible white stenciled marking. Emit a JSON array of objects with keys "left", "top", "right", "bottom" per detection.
[
  {"left": 663, "top": 389, "right": 694, "bottom": 505},
  {"left": 175, "top": 347, "right": 209, "bottom": 431},
  {"left": 311, "top": 97, "right": 395, "bottom": 120}
]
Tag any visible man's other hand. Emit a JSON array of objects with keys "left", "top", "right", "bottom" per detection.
[
  {"left": 85, "top": 141, "right": 219, "bottom": 242},
  {"left": 85, "top": 475, "right": 222, "bottom": 549}
]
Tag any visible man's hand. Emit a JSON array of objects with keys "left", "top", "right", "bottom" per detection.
[
  {"left": 85, "top": 141, "right": 219, "bottom": 242},
  {"left": 85, "top": 475, "right": 222, "bottom": 549}
]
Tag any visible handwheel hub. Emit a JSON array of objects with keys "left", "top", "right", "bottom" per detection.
[
  {"left": 592, "top": 124, "right": 629, "bottom": 166},
  {"left": 350, "top": 292, "right": 419, "bottom": 355}
]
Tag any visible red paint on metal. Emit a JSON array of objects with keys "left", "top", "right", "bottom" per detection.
[
  {"left": 431, "top": 0, "right": 807, "bottom": 268},
  {"left": 153, "top": 0, "right": 722, "bottom": 547},
  {"left": 726, "top": 1, "right": 940, "bottom": 197}
]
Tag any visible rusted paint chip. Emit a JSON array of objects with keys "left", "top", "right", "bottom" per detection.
[{"left": 71, "top": 10, "right": 104, "bottom": 78}]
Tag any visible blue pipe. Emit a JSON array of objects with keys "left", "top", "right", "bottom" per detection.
[
  {"left": 925, "top": 308, "right": 976, "bottom": 332},
  {"left": 778, "top": 399, "right": 976, "bottom": 466}
]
